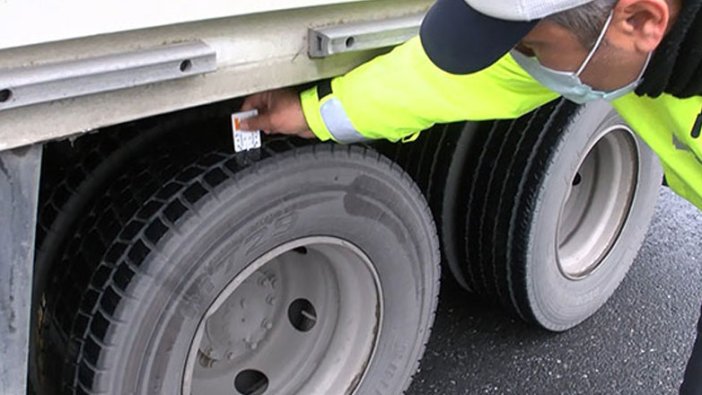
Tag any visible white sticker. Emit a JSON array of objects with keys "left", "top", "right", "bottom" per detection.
[{"left": 231, "top": 110, "right": 262, "bottom": 153}]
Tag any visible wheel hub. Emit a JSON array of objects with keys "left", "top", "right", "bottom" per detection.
[
  {"left": 199, "top": 269, "right": 279, "bottom": 364},
  {"left": 183, "top": 238, "right": 383, "bottom": 395},
  {"left": 557, "top": 126, "right": 639, "bottom": 279}
]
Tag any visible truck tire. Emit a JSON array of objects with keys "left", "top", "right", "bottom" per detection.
[
  {"left": 465, "top": 100, "right": 662, "bottom": 331},
  {"left": 390, "top": 99, "right": 661, "bottom": 331},
  {"left": 31, "top": 119, "right": 229, "bottom": 393},
  {"left": 39, "top": 141, "right": 440, "bottom": 394},
  {"left": 376, "top": 122, "right": 484, "bottom": 291}
]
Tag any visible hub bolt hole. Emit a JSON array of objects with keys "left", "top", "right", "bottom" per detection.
[
  {"left": 572, "top": 173, "right": 582, "bottom": 186},
  {"left": 234, "top": 369, "right": 269, "bottom": 395},
  {"left": 288, "top": 298, "right": 317, "bottom": 332}
]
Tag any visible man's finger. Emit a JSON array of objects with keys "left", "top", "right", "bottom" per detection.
[{"left": 239, "top": 115, "right": 269, "bottom": 132}]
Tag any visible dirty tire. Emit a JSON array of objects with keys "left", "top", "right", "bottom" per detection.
[
  {"left": 40, "top": 142, "right": 440, "bottom": 394},
  {"left": 31, "top": 126, "right": 172, "bottom": 392},
  {"left": 32, "top": 121, "right": 230, "bottom": 394},
  {"left": 466, "top": 100, "right": 662, "bottom": 331}
]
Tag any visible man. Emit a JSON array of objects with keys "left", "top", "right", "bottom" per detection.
[{"left": 240, "top": 0, "right": 702, "bottom": 392}]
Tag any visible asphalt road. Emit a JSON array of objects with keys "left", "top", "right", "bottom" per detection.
[{"left": 407, "top": 188, "right": 702, "bottom": 395}]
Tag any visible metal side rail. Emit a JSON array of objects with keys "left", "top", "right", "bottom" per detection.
[{"left": 0, "top": 41, "right": 216, "bottom": 112}]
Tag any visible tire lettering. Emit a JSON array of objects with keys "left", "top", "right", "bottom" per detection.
[
  {"left": 244, "top": 210, "right": 298, "bottom": 255},
  {"left": 376, "top": 342, "right": 407, "bottom": 393}
]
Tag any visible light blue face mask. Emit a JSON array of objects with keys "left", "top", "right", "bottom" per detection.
[{"left": 511, "top": 12, "right": 651, "bottom": 104}]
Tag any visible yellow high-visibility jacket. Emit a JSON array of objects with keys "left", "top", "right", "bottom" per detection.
[{"left": 300, "top": 37, "right": 702, "bottom": 210}]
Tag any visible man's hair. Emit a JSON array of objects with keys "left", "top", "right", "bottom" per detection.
[{"left": 546, "top": 0, "right": 618, "bottom": 49}]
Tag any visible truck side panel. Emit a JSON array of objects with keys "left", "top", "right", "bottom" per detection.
[
  {"left": 0, "top": 0, "right": 430, "bottom": 151},
  {"left": 0, "top": 0, "right": 367, "bottom": 50}
]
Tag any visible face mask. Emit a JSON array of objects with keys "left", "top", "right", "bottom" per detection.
[{"left": 511, "top": 12, "right": 651, "bottom": 104}]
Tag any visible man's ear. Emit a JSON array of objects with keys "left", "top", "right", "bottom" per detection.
[{"left": 609, "top": 0, "right": 670, "bottom": 54}]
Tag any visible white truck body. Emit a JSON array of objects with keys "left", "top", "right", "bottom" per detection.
[
  {"left": 2, "top": 0, "right": 368, "bottom": 49},
  {"left": 0, "top": 0, "right": 431, "bottom": 151}
]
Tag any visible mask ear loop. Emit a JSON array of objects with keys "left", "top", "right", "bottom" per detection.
[{"left": 575, "top": 10, "right": 615, "bottom": 77}]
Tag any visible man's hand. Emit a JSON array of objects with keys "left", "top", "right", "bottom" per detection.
[{"left": 239, "top": 88, "right": 316, "bottom": 139}]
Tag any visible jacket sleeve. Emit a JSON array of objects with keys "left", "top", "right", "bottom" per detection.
[
  {"left": 613, "top": 94, "right": 702, "bottom": 210},
  {"left": 300, "top": 36, "right": 559, "bottom": 143}
]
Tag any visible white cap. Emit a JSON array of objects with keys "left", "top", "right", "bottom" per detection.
[{"left": 466, "top": 0, "right": 596, "bottom": 21}]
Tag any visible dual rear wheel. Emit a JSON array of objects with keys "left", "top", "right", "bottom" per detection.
[
  {"left": 391, "top": 100, "right": 662, "bottom": 331},
  {"left": 34, "top": 99, "right": 661, "bottom": 395}
]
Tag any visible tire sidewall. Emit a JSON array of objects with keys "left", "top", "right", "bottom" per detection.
[
  {"left": 95, "top": 150, "right": 439, "bottom": 394},
  {"left": 526, "top": 101, "right": 662, "bottom": 331}
]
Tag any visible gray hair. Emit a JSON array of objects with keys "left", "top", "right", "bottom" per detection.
[{"left": 546, "top": 0, "right": 618, "bottom": 49}]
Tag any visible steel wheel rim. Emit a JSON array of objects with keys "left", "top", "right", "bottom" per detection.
[
  {"left": 557, "top": 125, "right": 639, "bottom": 280},
  {"left": 182, "top": 237, "right": 383, "bottom": 395}
]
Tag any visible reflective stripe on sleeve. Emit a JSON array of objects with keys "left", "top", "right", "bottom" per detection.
[
  {"left": 300, "top": 86, "right": 334, "bottom": 142},
  {"left": 320, "top": 98, "right": 368, "bottom": 144}
]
